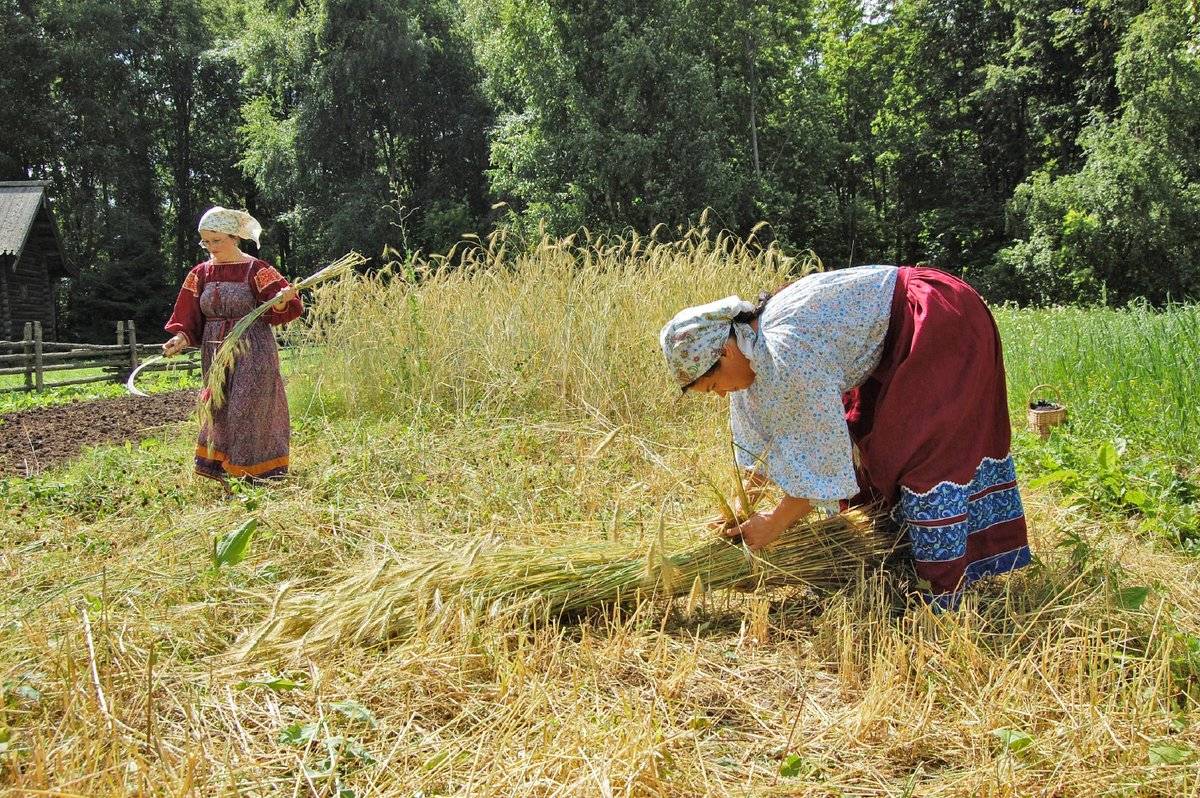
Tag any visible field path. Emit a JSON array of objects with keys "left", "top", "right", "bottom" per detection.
[{"left": 0, "top": 390, "right": 196, "bottom": 477}]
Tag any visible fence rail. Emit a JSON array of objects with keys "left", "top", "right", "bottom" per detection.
[{"left": 0, "top": 321, "right": 199, "bottom": 394}]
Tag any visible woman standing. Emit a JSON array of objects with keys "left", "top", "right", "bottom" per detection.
[
  {"left": 659, "top": 265, "right": 1030, "bottom": 609},
  {"left": 162, "top": 207, "right": 303, "bottom": 482}
]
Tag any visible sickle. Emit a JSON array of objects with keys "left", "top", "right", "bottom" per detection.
[{"left": 125, "top": 353, "right": 194, "bottom": 397}]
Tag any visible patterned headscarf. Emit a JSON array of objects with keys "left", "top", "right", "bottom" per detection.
[
  {"left": 659, "top": 295, "right": 755, "bottom": 389},
  {"left": 198, "top": 206, "right": 262, "bottom": 247}
]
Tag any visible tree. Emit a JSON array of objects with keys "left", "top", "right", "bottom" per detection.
[
  {"left": 998, "top": 0, "right": 1200, "bottom": 304},
  {"left": 0, "top": 0, "right": 54, "bottom": 179},
  {"left": 36, "top": 0, "right": 173, "bottom": 339},
  {"left": 811, "top": 0, "right": 893, "bottom": 266},
  {"left": 237, "top": 0, "right": 493, "bottom": 266},
  {"left": 150, "top": 0, "right": 248, "bottom": 283},
  {"left": 464, "top": 0, "right": 829, "bottom": 240}
]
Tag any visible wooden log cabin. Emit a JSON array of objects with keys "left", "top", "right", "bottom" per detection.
[{"left": 0, "top": 181, "right": 74, "bottom": 341}]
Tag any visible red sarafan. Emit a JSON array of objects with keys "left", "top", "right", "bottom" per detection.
[
  {"left": 166, "top": 258, "right": 302, "bottom": 482},
  {"left": 844, "top": 267, "right": 1030, "bottom": 607}
]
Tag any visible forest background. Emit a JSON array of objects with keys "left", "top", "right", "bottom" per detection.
[{"left": 3, "top": 0, "right": 1199, "bottom": 341}]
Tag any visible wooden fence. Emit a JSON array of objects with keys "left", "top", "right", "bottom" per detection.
[{"left": 0, "top": 320, "right": 200, "bottom": 394}]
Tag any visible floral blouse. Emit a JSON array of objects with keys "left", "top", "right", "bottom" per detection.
[
  {"left": 165, "top": 258, "right": 303, "bottom": 347},
  {"left": 730, "top": 265, "right": 898, "bottom": 501}
]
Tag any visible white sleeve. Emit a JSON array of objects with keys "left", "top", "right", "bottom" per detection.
[{"left": 760, "top": 389, "right": 858, "bottom": 501}]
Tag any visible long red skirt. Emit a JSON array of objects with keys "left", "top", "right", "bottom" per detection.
[{"left": 842, "top": 267, "right": 1030, "bottom": 608}]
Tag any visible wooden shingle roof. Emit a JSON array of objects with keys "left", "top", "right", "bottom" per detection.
[{"left": 0, "top": 181, "right": 74, "bottom": 276}]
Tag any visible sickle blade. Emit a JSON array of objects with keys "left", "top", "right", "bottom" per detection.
[{"left": 125, "top": 355, "right": 167, "bottom": 397}]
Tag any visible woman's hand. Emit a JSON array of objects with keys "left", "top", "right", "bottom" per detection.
[
  {"left": 720, "top": 494, "right": 814, "bottom": 551},
  {"left": 272, "top": 285, "right": 298, "bottom": 311},
  {"left": 706, "top": 495, "right": 749, "bottom": 532},
  {"left": 705, "top": 469, "right": 770, "bottom": 531},
  {"left": 721, "top": 511, "right": 790, "bottom": 550},
  {"left": 162, "top": 333, "right": 188, "bottom": 357}
]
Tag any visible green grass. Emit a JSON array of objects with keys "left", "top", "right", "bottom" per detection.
[
  {"left": 0, "top": 368, "right": 200, "bottom": 414},
  {"left": 997, "top": 302, "right": 1200, "bottom": 460}
]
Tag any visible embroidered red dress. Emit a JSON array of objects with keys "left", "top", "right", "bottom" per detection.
[{"left": 165, "top": 259, "right": 303, "bottom": 481}]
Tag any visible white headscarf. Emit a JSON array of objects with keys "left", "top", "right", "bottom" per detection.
[
  {"left": 198, "top": 206, "right": 262, "bottom": 247},
  {"left": 659, "top": 295, "right": 756, "bottom": 389}
]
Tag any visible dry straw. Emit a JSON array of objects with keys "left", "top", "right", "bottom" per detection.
[
  {"left": 197, "top": 251, "right": 367, "bottom": 432},
  {"left": 232, "top": 508, "right": 896, "bottom": 663}
]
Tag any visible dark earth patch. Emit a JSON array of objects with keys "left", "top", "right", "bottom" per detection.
[{"left": 0, "top": 390, "right": 197, "bottom": 478}]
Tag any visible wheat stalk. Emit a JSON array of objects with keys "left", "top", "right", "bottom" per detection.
[{"left": 230, "top": 508, "right": 897, "bottom": 662}]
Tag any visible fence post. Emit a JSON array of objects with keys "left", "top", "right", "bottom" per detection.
[
  {"left": 22, "top": 322, "right": 32, "bottom": 393},
  {"left": 117, "top": 320, "right": 125, "bottom": 347},
  {"left": 128, "top": 319, "right": 138, "bottom": 371},
  {"left": 33, "top": 320, "right": 43, "bottom": 391}
]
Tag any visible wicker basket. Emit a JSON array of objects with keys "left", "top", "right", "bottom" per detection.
[{"left": 1027, "top": 383, "right": 1067, "bottom": 438}]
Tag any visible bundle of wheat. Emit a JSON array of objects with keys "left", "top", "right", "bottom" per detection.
[
  {"left": 232, "top": 508, "right": 896, "bottom": 662},
  {"left": 197, "top": 251, "right": 367, "bottom": 431}
]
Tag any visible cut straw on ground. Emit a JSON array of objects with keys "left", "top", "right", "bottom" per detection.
[
  {"left": 7, "top": 230, "right": 1199, "bottom": 796},
  {"left": 232, "top": 509, "right": 897, "bottom": 663}
]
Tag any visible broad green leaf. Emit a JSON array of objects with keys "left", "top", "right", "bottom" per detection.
[
  {"left": 279, "top": 721, "right": 319, "bottom": 746},
  {"left": 331, "top": 699, "right": 377, "bottom": 726},
  {"left": 256, "top": 563, "right": 282, "bottom": 583},
  {"left": 1138, "top": 517, "right": 1166, "bottom": 537},
  {"left": 214, "top": 518, "right": 258, "bottom": 570},
  {"left": 992, "top": 728, "right": 1034, "bottom": 754},
  {"left": 1029, "top": 469, "right": 1078, "bottom": 489},
  {"left": 14, "top": 684, "right": 40, "bottom": 704},
  {"left": 236, "top": 675, "right": 306, "bottom": 692},
  {"left": 779, "top": 752, "right": 816, "bottom": 778},
  {"left": 1116, "top": 586, "right": 1150, "bottom": 611},
  {"left": 1097, "top": 442, "right": 1119, "bottom": 474},
  {"left": 1149, "top": 743, "right": 1193, "bottom": 765},
  {"left": 305, "top": 738, "right": 347, "bottom": 779},
  {"left": 343, "top": 739, "right": 377, "bottom": 764},
  {"left": 3, "top": 679, "right": 41, "bottom": 705},
  {"left": 0, "top": 726, "right": 12, "bottom": 754},
  {"left": 1123, "top": 488, "right": 1151, "bottom": 510}
]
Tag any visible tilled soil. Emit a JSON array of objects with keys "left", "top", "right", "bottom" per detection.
[{"left": 0, "top": 390, "right": 197, "bottom": 478}]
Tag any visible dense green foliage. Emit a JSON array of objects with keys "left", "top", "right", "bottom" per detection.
[{"left": 4, "top": 0, "right": 1199, "bottom": 339}]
